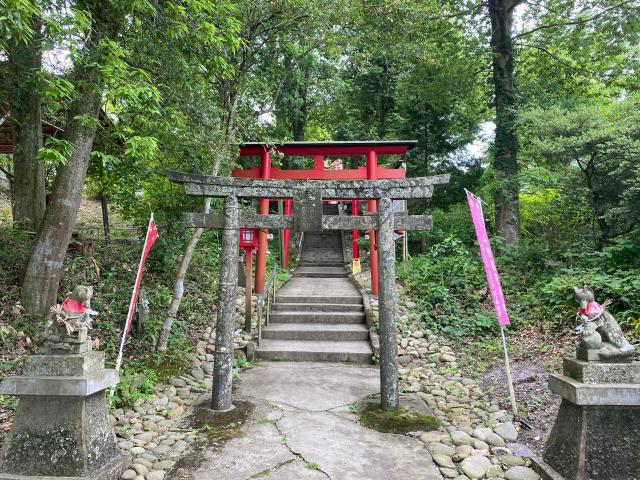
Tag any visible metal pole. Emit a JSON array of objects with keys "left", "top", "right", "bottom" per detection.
[
  {"left": 212, "top": 195, "right": 239, "bottom": 411},
  {"left": 377, "top": 197, "right": 399, "bottom": 410},
  {"left": 501, "top": 326, "right": 518, "bottom": 418},
  {"left": 244, "top": 249, "right": 252, "bottom": 333}
]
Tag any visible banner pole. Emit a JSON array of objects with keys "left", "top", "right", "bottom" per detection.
[
  {"left": 114, "top": 214, "right": 153, "bottom": 373},
  {"left": 500, "top": 326, "right": 518, "bottom": 418}
]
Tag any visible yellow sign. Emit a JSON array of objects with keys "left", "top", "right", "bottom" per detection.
[{"left": 352, "top": 258, "right": 361, "bottom": 274}]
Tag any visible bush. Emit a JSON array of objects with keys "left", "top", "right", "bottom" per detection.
[
  {"left": 400, "top": 234, "right": 640, "bottom": 340},
  {"left": 399, "top": 236, "right": 494, "bottom": 337}
]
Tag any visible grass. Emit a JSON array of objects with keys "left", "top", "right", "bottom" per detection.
[
  {"left": 359, "top": 402, "right": 438, "bottom": 434},
  {"left": 306, "top": 463, "right": 321, "bottom": 471}
]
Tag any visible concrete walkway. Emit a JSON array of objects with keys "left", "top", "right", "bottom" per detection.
[{"left": 169, "top": 362, "right": 442, "bottom": 480}]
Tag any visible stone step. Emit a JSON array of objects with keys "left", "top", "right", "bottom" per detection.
[
  {"left": 269, "top": 311, "right": 366, "bottom": 324},
  {"left": 261, "top": 323, "right": 370, "bottom": 341},
  {"left": 293, "top": 267, "right": 348, "bottom": 278},
  {"left": 301, "top": 249, "right": 343, "bottom": 253},
  {"left": 299, "top": 257, "right": 344, "bottom": 264},
  {"left": 298, "top": 261, "right": 345, "bottom": 268},
  {"left": 255, "top": 340, "right": 372, "bottom": 363},
  {"left": 272, "top": 302, "right": 364, "bottom": 312},
  {"left": 276, "top": 295, "right": 362, "bottom": 304}
]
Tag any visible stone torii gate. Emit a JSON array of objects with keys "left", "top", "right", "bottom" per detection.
[{"left": 167, "top": 171, "right": 449, "bottom": 412}]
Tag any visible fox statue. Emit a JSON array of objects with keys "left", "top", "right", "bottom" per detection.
[{"left": 574, "top": 285, "right": 635, "bottom": 360}]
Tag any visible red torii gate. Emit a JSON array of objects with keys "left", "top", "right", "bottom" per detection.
[{"left": 232, "top": 140, "right": 417, "bottom": 296}]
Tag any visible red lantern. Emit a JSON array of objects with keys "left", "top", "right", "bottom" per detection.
[{"left": 240, "top": 228, "right": 258, "bottom": 250}]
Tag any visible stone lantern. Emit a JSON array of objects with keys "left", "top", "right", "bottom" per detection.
[{"left": 0, "top": 286, "right": 128, "bottom": 479}]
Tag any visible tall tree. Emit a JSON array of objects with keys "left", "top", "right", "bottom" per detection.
[
  {"left": 488, "top": 0, "right": 522, "bottom": 246},
  {"left": 157, "top": 0, "right": 332, "bottom": 350},
  {"left": 1, "top": 4, "right": 45, "bottom": 230},
  {"left": 21, "top": 0, "right": 150, "bottom": 314}
]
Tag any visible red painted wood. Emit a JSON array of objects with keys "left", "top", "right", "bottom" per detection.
[
  {"left": 239, "top": 145, "right": 411, "bottom": 156},
  {"left": 231, "top": 166, "right": 405, "bottom": 180},
  {"left": 256, "top": 150, "right": 271, "bottom": 294},
  {"left": 367, "top": 150, "right": 379, "bottom": 295}
]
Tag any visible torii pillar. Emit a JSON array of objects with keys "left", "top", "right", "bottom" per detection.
[
  {"left": 367, "top": 150, "right": 379, "bottom": 295},
  {"left": 256, "top": 150, "right": 271, "bottom": 294}
]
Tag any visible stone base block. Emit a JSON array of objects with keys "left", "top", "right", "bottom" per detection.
[
  {"left": 23, "top": 352, "right": 105, "bottom": 377},
  {"left": 0, "top": 454, "right": 129, "bottom": 480},
  {"left": 563, "top": 357, "right": 640, "bottom": 384},
  {"left": 531, "top": 457, "right": 565, "bottom": 480},
  {"left": 0, "top": 393, "right": 124, "bottom": 478},
  {"left": 543, "top": 399, "right": 640, "bottom": 480},
  {"left": 549, "top": 374, "right": 640, "bottom": 405},
  {"left": 576, "top": 346, "right": 634, "bottom": 363},
  {"left": 0, "top": 370, "right": 118, "bottom": 397}
]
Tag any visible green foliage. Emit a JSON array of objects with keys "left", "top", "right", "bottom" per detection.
[
  {"left": 399, "top": 237, "right": 493, "bottom": 338},
  {"left": 108, "top": 369, "right": 158, "bottom": 408},
  {"left": 36, "top": 138, "right": 76, "bottom": 166},
  {"left": 233, "top": 355, "right": 250, "bottom": 370},
  {"left": 359, "top": 403, "right": 438, "bottom": 434}
]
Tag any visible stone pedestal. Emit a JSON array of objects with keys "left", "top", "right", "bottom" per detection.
[
  {"left": 0, "top": 352, "right": 128, "bottom": 479},
  {"left": 532, "top": 356, "right": 640, "bottom": 480}
]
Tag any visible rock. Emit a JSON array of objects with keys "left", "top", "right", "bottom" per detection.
[
  {"left": 441, "top": 353, "right": 456, "bottom": 363},
  {"left": 433, "top": 454, "right": 456, "bottom": 469},
  {"left": 485, "top": 432, "right": 506, "bottom": 447},
  {"left": 190, "top": 366, "right": 205, "bottom": 380},
  {"left": 428, "top": 442, "right": 455, "bottom": 456},
  {"left": 169, "top": 378, "right": 187, "bottom": 387},
  {"left": 145, "top": 471, "right": 166, "bottom": 480},
  {"left": 153, "top": 459, "right": 175, "bottom": 470},
  {"left": 498, "top": 455, "right": 526, "bottom": 467},
  {"left": 130, "top": 447, "right": 146, "bottom": 456},
  {"left": 420, "top": 431, "right": 443, "bottom": 443},
  {"left": 459, "top": 455, "right": 492, "bottom": 479},
  {"left": 450, "top": 430, "right": 474, "bottom": 446},
  {"left": 130, "top": 463, "right": 149, "bottom": 475},
  {"left": 440, "top": 468, "right": 459, "bottom": 478},
  {"left": 486, "top": 465, "right": 504, "bottom": 478},
  {"left": 472, "top": 427, "right": 492, "bottom": 441},
  {"left": 121, "top": 470, "right": 137, "bottom": 480},
  {"left": 135, "top": 432, "right": 154, "bottom": 444},
  {"left": 504, "top": 466, "right": 540, "bottom": 480},
  {"left": 455, "top": 445, "right": 474, "bottom": 456},
  {"left": 166, "top": 405, "right": 185, "bottom": 420},
  {"left": 473, "top": 440, "right": 489, "bottom": 451},
  {"left": 494, "top": 422, "right": 518, "bottom": 442}
]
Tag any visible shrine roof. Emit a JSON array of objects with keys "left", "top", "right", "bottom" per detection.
[{"left": 239, "top": 140, "right": 417, "bottom": 156}]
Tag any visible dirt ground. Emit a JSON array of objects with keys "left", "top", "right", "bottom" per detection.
[{"left": 467, "top": 325, "right": 576, "bottom": 454}]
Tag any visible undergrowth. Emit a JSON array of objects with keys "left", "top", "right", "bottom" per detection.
[{"left": 398, "top": 233, "right": 640, "bottom": 340}]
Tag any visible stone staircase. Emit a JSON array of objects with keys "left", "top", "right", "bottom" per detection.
[{"left": 256, "top": 204, "right": 373, "bottom": 363}]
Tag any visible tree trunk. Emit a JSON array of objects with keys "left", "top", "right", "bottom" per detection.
[
  {"left": 156, "top": 202, "right": 209, "bottom": 351},
  {"left": 6, "top": 24, "right": 45, "bottom": 231},
  {"left": 100, "top": 195, "right": 110, "bottom": 241},
  {"left": 157, "top": 104, "right": 237, "bottom": 352},
  {"left": 21, "top": 3, "right": 118, "bottom": 314},
  {"left": 489, "top": 0, "right": 520, "bottom": 246}
]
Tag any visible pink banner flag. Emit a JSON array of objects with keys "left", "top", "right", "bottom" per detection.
[
  {"left": 466, "top": 191, "right": 510, "bottom": 327},
  {"left": 115, "top": 215, "right": 159, "bottom": 371}
]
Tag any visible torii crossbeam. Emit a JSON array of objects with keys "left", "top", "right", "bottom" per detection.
[{"left": 167, "top": 171, "right": 449, "bottom": 411}]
